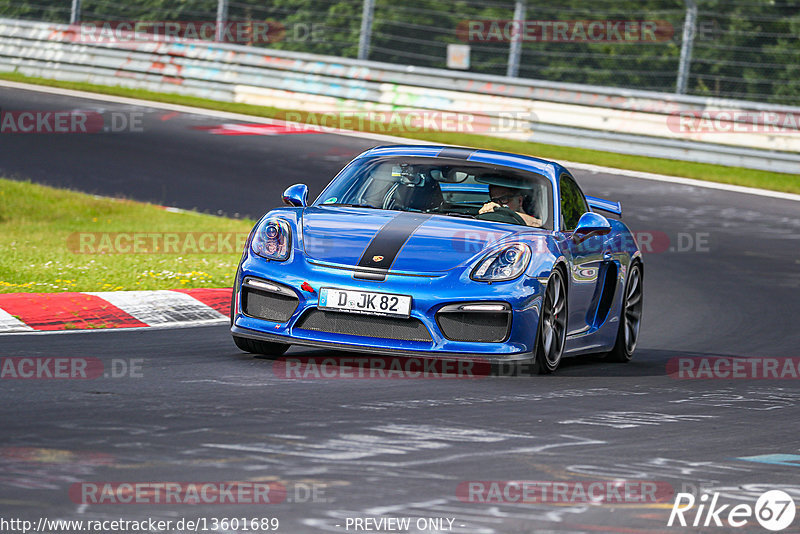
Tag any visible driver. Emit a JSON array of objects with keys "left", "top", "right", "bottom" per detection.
[{"left": 480, "top": 184, "right": 542, "bottom": 227}]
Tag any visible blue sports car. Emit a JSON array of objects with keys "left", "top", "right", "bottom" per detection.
[{"left": 231, "top": 145, "right": 643, "bottom": 373}]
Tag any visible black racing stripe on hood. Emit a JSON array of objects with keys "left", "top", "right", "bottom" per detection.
[
  {"left": 437, "top": 147, "right": 477, "bottom": 159},
  {"left": 357, "top": 212, "right": 433, "bottom": 270}
]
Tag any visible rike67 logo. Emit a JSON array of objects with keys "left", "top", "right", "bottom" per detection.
[{"left": 668, "top": 490, "right": 796, "bottom": 531}]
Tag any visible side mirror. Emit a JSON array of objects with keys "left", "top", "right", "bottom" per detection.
[
  {"left": 573, "top": 212, "right": 611, "bottom": 237},
  {"left": 282, "top": 184, "right": 308, "bottom": 207}
]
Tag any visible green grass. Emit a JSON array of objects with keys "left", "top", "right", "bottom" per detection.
[
  {"left": 0, "top": 178, "right": 254, "bottom": 293},
  {"left": 2, "top": 70, "right": 798, "bottom": 193}
]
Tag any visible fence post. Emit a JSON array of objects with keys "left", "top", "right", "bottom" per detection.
[
  {"left": 676, "top": 0, "right": 697, "bottom": 94},
  {"left": 216, "top": 0, "right": 229, "bottom": 42},
  {"left": 70, "top": 0, "right": 81, "bottom": 24},
  {"left": 506, "top": 0, "right": 526, "bottom": 78},
  {"left": 358, "top": 0, "right": 375, "bottom": 60}
]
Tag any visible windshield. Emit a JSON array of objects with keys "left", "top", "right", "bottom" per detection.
[{"left": 314, "top": 156, "right": 554, "bottom": 229}]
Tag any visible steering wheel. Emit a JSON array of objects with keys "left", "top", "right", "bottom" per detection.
[{"left": 476, "top": 206, "right": 526, "bottom": 226}]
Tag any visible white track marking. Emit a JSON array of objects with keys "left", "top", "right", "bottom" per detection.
[
  {"left": 84, "top": 290, "right": 226, "bottom": 325},
  {"left": 0, "top": 307, "right": 33, "bottom": 332},
  {"left": 0, "top": 319, "right": 227, "bottom": 336},
  {"left": 2, "top": 79, "right": 798, "bottom": 203}
]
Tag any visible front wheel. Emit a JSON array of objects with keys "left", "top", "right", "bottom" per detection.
[
  {"left": 606, "top": 262, "right": 643, "bottom": 362},
  {"left": 532, "top": 268, "right": 568, "bottom": 374},
  {"left": 232, "top": 335, "right": 290, "bottom": 358}
]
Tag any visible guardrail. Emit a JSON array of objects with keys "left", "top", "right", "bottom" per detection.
[{"left": 0, "top": 17, "right": 797, "bottom": 174}]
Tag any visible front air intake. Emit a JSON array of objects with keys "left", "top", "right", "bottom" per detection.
[
  {"left": 436, "top": 303, "right": 512, "bottom": 343},
  {"left": 241, "top": 278, "right": 299, "bottom": 323},
  {"left": 295, "top": 309, "right": 432, "bottom": 342}
]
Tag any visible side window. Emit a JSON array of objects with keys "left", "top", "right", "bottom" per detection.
[{"left": 559, "top": 174, "right": 588, "bottom": 231}]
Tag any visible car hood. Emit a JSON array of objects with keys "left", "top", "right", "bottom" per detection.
[{"left": 301, "top": 206, "right": 541, "bottom": 272}]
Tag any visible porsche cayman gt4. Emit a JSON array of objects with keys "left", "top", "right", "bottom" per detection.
[{"left": 231, "top": 145, "right": 643, "bottom": 373}]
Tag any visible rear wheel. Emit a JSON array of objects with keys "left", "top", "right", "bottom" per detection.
[
  {"left": 607, "top": 262, "right": 643, "bottom": 362},
  {"left": 532, "top": 268, "right": 568, "bottom": 374}
]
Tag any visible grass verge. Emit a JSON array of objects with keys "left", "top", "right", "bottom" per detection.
[
  {"left": 0, "top": 178, "right": 253, "bottom": 293},
  {"left": 1, "top": 70, "right": 797, "bottom": 194}
]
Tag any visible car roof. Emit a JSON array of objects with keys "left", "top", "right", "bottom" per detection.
[{"left": 355, "top": 145, "right": 569, "bottom": 184}]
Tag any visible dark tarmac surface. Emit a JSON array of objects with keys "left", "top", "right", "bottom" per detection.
[{"left": 2, "top": 84, "right": 799, "bottom": 533}]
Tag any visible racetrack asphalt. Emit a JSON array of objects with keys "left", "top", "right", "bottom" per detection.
[{"left": 1, "top": 85, "right": 799, "bottom": 533}]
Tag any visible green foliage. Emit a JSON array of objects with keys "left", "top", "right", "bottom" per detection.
[
  {"left": 0, "top": 178, "right": 253, "bottom": 293},
  {"left": 0, "top": 0, "right": 796, "bottom": 103}
]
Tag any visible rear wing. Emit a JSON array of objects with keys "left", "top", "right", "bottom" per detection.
[{"left": 586, "top": 195, "right": 622, "bottom": 217}]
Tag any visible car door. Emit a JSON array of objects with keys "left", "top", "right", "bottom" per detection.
[{"left": 559, "top": 173, "right": 606, "bottom": 336}]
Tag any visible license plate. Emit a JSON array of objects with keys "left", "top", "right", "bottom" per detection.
[{"left": 318, "top": 288, "right": 412, "bottom": 318}]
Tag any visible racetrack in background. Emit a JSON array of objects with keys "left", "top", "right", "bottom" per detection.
[{"left": 2, "top": 85, "right": 799, "bottom": 533}]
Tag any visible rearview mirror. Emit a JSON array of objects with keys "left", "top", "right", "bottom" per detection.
[
  {"left": 282, "top": 183, "right": 308, "bottom": 207},
  {"left": 573, "top": 212, "right": 611, "bottom": 237}
]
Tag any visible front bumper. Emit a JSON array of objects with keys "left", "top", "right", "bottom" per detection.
[
  {"left": 232, "top": 253, "right": 543, "bottom": 362},
  {"left": 231, "top": 326, "right": 534, "bottom": 362}
]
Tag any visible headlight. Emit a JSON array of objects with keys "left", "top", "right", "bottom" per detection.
[
  {"left": 471, "top": 243, "right": 531, "bottom": 281},
  {"left": 251, "top": 218, "right": 291, "bottom": 261}
]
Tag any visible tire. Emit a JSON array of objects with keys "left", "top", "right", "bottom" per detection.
[
  {"left": 532, "top": 267, "right": 568, "bottom": 374},
  {"left": 232, "top": 335, "right": 290, "bottom": 358},
  {"left": 606, "top": 262, "right": 643, "bottom": 362}
]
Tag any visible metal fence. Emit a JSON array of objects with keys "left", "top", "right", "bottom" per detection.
[{"left": 0, "top": 0, "right": 797, "bottom": 106}]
